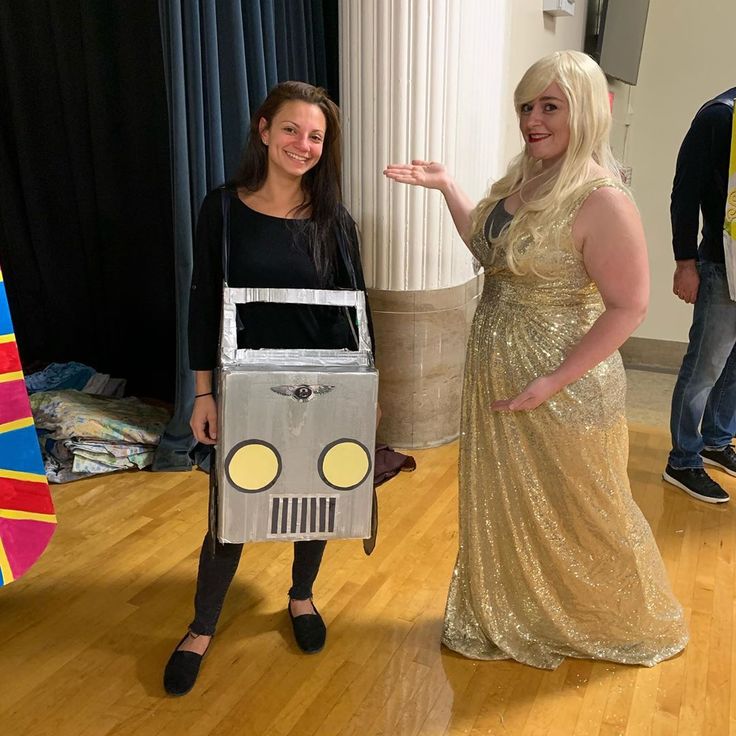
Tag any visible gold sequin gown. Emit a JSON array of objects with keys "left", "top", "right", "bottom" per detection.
[{"left": 442, "top": 179, "right": 688, "bottom": 669}]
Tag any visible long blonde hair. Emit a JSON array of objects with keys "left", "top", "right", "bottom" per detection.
[{"left": 471, "top": 50, "right": 620, "bottom": 275}]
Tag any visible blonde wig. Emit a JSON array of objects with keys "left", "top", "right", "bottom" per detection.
[{"left": 471, "top": 50, "right": 621, "bottom": 276}]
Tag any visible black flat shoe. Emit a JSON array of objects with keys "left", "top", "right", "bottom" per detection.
[
  {"left": 288, "top": 599, "right": 326, "bottom": 654},
  {"left": 163, "top": 631, "right": 211, "bottom": 696}
]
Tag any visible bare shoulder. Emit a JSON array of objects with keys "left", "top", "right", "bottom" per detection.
[
  {"left": 575, "top": 184, "right": 640, "bottom": 237},
  {"left": 582, "top": 183, "right": 634, "bottom": 212}
]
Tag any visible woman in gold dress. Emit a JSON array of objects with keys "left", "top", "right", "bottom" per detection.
[{"left": 384, "top": 50, "right": 688, "bottom": 669}]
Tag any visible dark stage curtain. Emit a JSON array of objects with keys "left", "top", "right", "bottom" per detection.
[
  {"left": 154, "top": 0, "right": 338, "bottom": 471},
  {"left": 0, "top": 2, "right": 175, "bottom": 400}
]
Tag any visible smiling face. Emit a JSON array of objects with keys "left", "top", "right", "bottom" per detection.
[
  {"left": 519, "top": 82, "right": 570, "bottom": 167},
  {"left": 259, "top": 100, "right": 326, "bottom": 181}
]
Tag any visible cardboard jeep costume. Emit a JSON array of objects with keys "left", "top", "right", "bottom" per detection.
[{"left": 216, "top": 286, "right": 378, "bottom": 544}]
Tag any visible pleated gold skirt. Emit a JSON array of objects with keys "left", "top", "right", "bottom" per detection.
[{"left": 442, "top": 263, "right": 688, "bottom": 670}]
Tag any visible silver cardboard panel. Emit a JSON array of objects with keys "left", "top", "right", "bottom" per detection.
[{"left": 217, "top": 363, "right": 378, "bottom": 543}]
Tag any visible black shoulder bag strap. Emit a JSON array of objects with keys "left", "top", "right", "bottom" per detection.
[
  {"left": 220, "top": 187, "right": 231, "bottom": 284},
  {"left": 335, "top": 211, "right": 359, "bottom": 290},
  {"left": 333, "top": 211, "right": 365, "bottom": 353},
  {"left": 208, "top": 187, "right": 231, "bottom": 555},
  {"left": 334, "top": 212, "right": 380, "bottom": 556}
]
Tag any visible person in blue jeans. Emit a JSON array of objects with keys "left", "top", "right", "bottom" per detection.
[{"left": 663, "top": 87, "right": 736, "bottom": 504}]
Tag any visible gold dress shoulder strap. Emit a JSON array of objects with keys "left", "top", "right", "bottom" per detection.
[{"left": 568, "top": 176, "right": 632, "bottom": 222}]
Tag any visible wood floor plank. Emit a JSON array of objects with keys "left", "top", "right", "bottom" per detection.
[
  {"left": 2, "top": 427, "right": 735, "bottom": 736},
  {"left": 572, "top": 662, "right": 617, "bottom": 736}
]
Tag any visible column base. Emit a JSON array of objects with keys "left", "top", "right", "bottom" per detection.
[{"left": 370, "top": 275, "right": 483, "bottom": 449}]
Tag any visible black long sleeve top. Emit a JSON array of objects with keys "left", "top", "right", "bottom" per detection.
[
  {"left": 670, "top": 88, "right": 735, "bottom": 262},
  {"left": 188, "top": 188, "right": 373, "bottom": 371}
]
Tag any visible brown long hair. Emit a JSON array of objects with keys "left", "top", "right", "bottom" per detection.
[{"left": 232, "top": 81, "right": 347, "bottom": 284}]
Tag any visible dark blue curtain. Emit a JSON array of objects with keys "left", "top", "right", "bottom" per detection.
[{"left": 154, "top": 0, "right": 338, "bottom": 471}]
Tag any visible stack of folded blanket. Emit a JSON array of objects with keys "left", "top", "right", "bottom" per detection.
[{"left": 29, "top": 390, "right": 170, "bottom": 483}]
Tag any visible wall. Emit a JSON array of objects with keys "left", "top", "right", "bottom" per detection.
[
  {"left": 609, "top": 0, "right": 736, "bottom": 343},
  {"left": 500, "top": 2, "right": 588, "bottom": 168}
]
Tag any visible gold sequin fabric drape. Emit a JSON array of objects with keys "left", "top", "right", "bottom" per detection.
[{"left": 442, "top": 179, "right": 688, "bottom": 669}]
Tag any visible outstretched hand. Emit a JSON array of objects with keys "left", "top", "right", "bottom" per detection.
[
  {"left": 383, "top": 160, "right": 449, "bottom": 191},
  {"left": 491, "top": 375, "right": 564, "bottom": 412}
]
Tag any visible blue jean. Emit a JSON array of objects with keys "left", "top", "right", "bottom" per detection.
[{"left": 669, "top": 261, "right": 736, "bottom": 469}]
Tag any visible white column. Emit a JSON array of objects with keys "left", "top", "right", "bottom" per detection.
[{"left": 340, "top": 0, "right": 508, "bottom": 290}]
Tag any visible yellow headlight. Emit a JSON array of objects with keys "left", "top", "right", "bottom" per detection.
[
  {"left": 318, "top": 439, "right": 371, "bottom": 490},
  {"left": 225, "top": 440, "right": 281, "bottom": 493}
]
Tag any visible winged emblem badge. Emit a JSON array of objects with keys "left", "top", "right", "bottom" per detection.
[{"left": 270, "top": 384, "right": 335, "bottom": 402}]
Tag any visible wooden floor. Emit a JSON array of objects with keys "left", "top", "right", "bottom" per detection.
[{"left": 2, "top": 424, "right": 736, "bottom": 736}]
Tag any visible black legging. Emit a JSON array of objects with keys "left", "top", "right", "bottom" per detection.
[{"left": 188, "top": 532, "right": 327, "bottom": 636}]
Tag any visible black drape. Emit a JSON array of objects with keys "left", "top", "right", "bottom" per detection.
[{"left": 0, "top": 2, "right": 175, "bottom": 399}]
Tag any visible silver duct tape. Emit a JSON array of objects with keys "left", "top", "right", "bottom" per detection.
[
  {"left": 226, "top": 349, "right": 372, "bottom": 368},
  {"left": 223, "top": 287, "right": 372, "bottom": 357},
  {"left": 220, "top": 296, "right": 240, "bottom": 362},
  {"left": 231, "top": 286, "right": 365, "bottom": 308}
]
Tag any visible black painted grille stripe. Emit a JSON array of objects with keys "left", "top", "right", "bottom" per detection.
[{"left": 268, "top": 496, "right": 337, "bottom": 537}]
